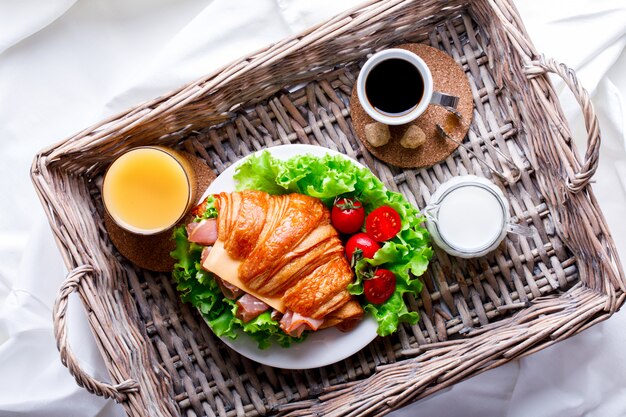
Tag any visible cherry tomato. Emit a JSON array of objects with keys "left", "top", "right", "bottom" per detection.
[
  {"left": 345, "top": 232, "right": 380, "bottom": 263},
  {"left": 364, "top": 269, "right": 396, "bottom": 304},
  {"left": 331, "top": 197, "right": 365, "bottom": 234},
  {"left": 365, "top": 205, "right": 401, "bottom": 242}
]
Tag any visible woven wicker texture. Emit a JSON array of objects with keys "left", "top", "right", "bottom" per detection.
[{"left": 32, "top": 0, "right": 625, "bottom": 416}]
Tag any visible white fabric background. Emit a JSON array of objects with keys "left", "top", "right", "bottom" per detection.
[{"left": 0, "top": 0, "right": 625, "bottom": 416}]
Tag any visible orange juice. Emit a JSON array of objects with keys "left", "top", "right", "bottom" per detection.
[{"left": 103, "top": 147, "right": 193, "bottom": 234}]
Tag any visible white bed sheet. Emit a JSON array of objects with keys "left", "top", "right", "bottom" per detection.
[{"left": 0, "top": 1, "right": 625, "bottom": 416}]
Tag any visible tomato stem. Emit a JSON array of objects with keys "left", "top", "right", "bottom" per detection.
[{"left": 334, "top": 196, "right": 361, "bottom": 210}]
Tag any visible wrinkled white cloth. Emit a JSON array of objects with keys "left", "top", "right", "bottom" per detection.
[{"left": 0, "top": 0, "right": 625, "bottom": 416}]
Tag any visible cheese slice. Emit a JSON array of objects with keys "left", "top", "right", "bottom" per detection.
[{"left": 202, "top": 239, "right": 285, "bottom": 312}]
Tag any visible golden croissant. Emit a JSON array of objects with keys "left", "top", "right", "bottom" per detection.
[{"left": 188, "top": 190, "right": 363, "bottom": 336}]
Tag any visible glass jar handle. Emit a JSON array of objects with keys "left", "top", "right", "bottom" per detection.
[
  {"left": 422, "top": 204, "right": 440, "bottom": 225},
  {"left": 506, "top": 222, "right": 535, "bottom": 238}
]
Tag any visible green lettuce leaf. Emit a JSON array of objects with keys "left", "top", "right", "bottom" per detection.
[
  {"left": 232, "top": 151, "right": 287, "bottom": 195},
  {"left": 197, "top": 195, "right": 218, "bottom": 220}
]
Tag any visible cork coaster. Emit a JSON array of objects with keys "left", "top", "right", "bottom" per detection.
[
  {"left": 351, "top": 44, "right": 473, "bottom": 169},
  {"left": 105, "top": 153, "right": 216, "bottom": 272}
]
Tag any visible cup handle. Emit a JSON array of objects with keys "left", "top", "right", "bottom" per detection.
[
  {"left": 506, "top": 222, "right": 535, "bottom": 238},
  {"left": 431, "top": 92, "right": 460, "bottom": 110}
]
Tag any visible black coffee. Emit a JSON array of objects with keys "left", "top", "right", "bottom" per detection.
[{"left": 365, "top": 58, "right": 424, "bottom": 115}]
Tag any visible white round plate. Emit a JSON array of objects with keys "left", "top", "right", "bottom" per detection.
[{"left": 198, "top": 144, "right": 378, "bottom": 369}]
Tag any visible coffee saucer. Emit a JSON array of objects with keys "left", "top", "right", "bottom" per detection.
[{"left": 350, "top": 43, "right": 474, "bottom": 169}]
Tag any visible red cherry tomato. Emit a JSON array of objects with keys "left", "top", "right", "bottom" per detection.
[
  {"left": 364, "top": 269, "right": 396, "bottom": 304},
  {"left": 345, "top": 232, "right": 380, "bottom": 262},
  {"left": 365, "top": 205, "right": 401, "bottom": 242},
  {"left": 331, "top": 197, "right": 365, "bottom": 234}
]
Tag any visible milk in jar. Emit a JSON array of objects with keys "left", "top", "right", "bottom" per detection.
[{"left": 425, "top": 176, "right": 509, "bottom": 258}]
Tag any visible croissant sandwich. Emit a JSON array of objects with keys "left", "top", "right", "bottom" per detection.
[{"left": 186, "top": 190, "right": 364, "bottom": 336}]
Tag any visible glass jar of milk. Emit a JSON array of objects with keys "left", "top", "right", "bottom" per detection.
[{"left": 424, "top": 176, "right": 519, "bottom": 258}]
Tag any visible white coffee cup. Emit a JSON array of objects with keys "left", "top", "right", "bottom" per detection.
[{"left": 356, "top": 49, "right": 459, "bottom": 125}]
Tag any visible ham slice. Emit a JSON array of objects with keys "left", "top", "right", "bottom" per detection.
[
  {"left": 270, "top": 309, "right": 283, "bottom": 322},
  {"left": 287, "top": 323, "right": 307, "bottom": 338},
  {"left": 187, "top": 219, "right": 218, "bottom": 246},
  {"left": 200, "top": 246, "right": 212, "bottom": 265},
  {"left": 279, "top": 309, "right": 324, "bottom": 336},
  {"left": 236, "top": 293, "right": 270, "bottom": 322},
  {"left": 215, "top": 276, "right": 243, "bottom": 300}
]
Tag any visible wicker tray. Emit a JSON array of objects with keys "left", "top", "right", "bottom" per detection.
[{"left": 32, "top": 0, "right": 625, "bottom": 416}]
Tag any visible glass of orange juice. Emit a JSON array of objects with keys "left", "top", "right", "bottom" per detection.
[{"left": 102, "top": 146, "right": 195, "bottom": 235}]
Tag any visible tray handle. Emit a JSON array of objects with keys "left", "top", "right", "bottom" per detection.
[
  {"left": 53, "top": 265, "right": 139, "bottom": 402},
  {"left": 525, "top": 55, "right": 601, "bottom": 193}
]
